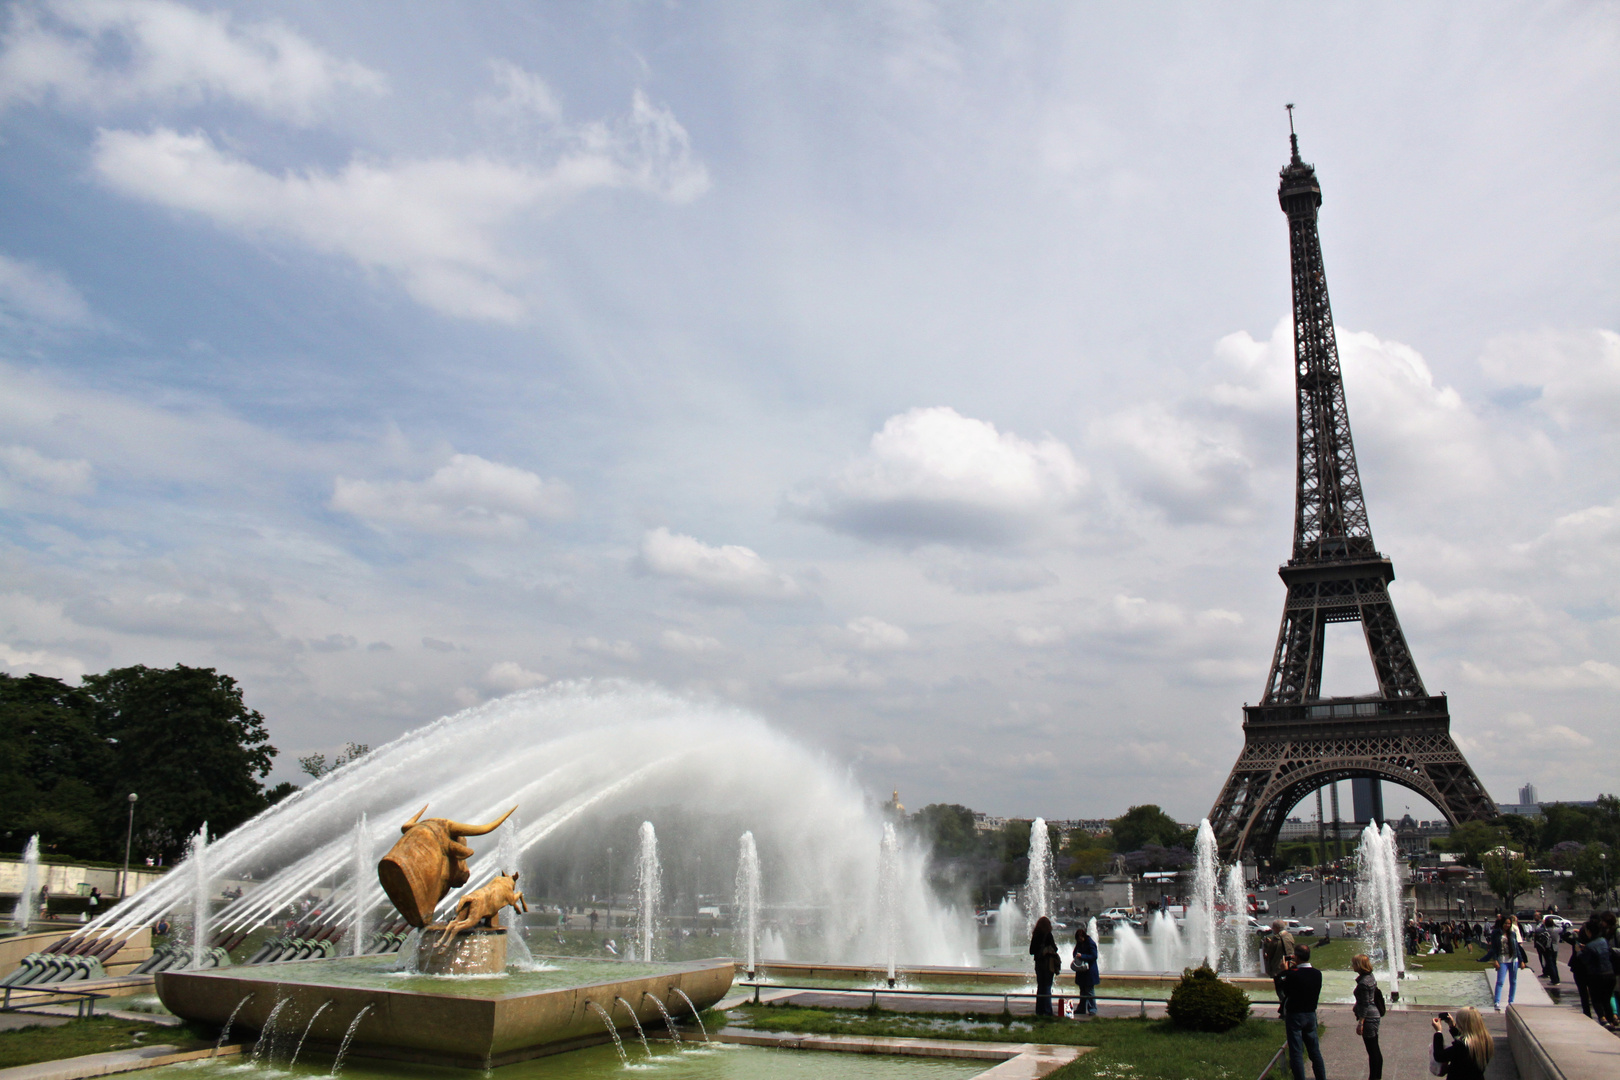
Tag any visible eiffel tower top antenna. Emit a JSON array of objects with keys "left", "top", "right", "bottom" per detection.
[{"left": 1285, "top": 103, "right": 1301, "bottom": 164}]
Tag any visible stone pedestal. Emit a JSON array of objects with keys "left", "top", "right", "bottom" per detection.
[{"left": 418, "top": 926, "right": 506, "bottom": 975}]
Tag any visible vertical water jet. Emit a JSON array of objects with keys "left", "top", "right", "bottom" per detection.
[
  {"left": 734, "top": 831, "right": 760, "bottom": 978},
  {"left": 635, "top": 822, "right": 660, "bottom": 964}
]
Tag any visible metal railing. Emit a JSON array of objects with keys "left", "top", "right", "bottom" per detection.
[
  {"left": 2, "top": 985, "right": 107, "bottom": 1018},
  {"left": 737, "top": 981, "right": 1171, "bottom": 1018}
]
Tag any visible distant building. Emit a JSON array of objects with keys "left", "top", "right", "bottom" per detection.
[{"left": 1520, "top": 782, "right": 1538, "bottom": 806}]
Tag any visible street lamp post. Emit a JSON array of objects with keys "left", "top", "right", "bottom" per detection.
[
  {"left": 120, "top": 793, "right": 138, "bottom": 899},
  {"left": 606, "top": 846, "right": 613, "bottom": 931}
]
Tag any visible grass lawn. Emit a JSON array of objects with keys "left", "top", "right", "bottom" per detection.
[
  {"left": 1309, "top": 937, "right": 1492, "bottom": 974},
  {"left": 728, "top": 1004, "right": 1290, "bottom": 1080},
  {"left": 0, "top": 1016, "right": 214, "bottom": 1069}
]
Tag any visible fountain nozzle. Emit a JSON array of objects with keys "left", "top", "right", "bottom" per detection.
[{"left": 886, "top": 976, "right": 895, "bottom": 989}]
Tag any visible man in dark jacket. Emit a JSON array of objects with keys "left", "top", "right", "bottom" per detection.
[{"left": 1274, "top": 944, "right": 1327, "bottom": 1080}]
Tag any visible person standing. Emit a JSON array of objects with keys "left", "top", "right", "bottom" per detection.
[
  {"left": 1486, "top": 914, "right": 1524, "bottom": 1010},
  {"left": 1431, "top": 1007, "right": 1493, "bottom": 1079},
  {"left": 1071, "top": 925, "right": 1100, "bottom": 1016},
  {"left": 1536, "top": 915, "right": 1562, "bottom": 984},
  {"left": 1570, "top": 924, "right": 1594, "bottom": 1018},
  {"left": 1029, "top": 916, "right": 1059, "bottom": 1017},
  {"left": 1584, "top": 915, "right": 1616, "bottom": 1029},
  {"left": 1351, "top": 954, "right": 1383, "bottom": 1080},
  {"left": 1273, "top": 944, "right": 1327, "bottom": 1080},
  {"left": 1262, "top": 920, "right": 1296, "bottom": 977}
]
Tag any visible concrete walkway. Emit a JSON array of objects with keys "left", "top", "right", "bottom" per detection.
[
  {"left": 0, "top": 1044, "right": 242, "bottom": 1080},
  {"left": 1312, "top": 1005, "right": 1518, "bottom": 1079}
]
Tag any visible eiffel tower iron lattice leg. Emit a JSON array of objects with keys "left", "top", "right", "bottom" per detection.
[{"left": 1207, "top": 119, "right": 1496, "bottom": 861}]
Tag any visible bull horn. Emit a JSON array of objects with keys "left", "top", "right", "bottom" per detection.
[
  {"left": 447, "top": 806, "right": 516, "bottom": 837},
  {"left": 400, "top": 804, "right": 429, "bottom": 834}
]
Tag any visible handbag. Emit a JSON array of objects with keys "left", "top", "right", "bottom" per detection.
[{"left": 1428, "top": 1044, "right": 1446, "bottom": 1076}]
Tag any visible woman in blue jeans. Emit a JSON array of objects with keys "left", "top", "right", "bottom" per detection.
[{"left": 1486, "top": 914, "right": 1524, "bottom": 1010}]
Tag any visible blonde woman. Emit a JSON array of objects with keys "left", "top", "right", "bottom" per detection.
[
  {"left": 1431, "top": 1006, "right": 1493, "bottom": 1080},
  {"left": 1350, "top": 954, "right": 1382, "bottom": 1079}
]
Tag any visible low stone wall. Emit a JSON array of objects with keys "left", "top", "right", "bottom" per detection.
[{"left": 1507, "top": 1004, "right": 1619, "bottom": 1080}]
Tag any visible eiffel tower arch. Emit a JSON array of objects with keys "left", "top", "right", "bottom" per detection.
[{"left": 1207, "top": 117, "right": 1497, "bottom": 862}]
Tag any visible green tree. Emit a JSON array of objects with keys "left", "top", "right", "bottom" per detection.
[
  {"left": 82, "top": 665, "right": 277, "bottom": 862},
  {"left": 0, "top": 674, "right": 114, "bottom": 856},
  {"left": 1439, "top": 820, "right": 1509, "bottom": 867},
  {"left": 299, "top": 741, "right": 370, "bottom": 779},
  {"left": 909, "top": 804, "right": 981, "bottom": 859},
  {"left": 1062, "top": 830, "right": 1115, "bottom": 878},
  {"left": 1495, "top": 814, "right": 1542, "bottom": 855},
  {"left": 1572, "top": 842, "right": 1616, "bottom": 908},
  {"left": 1111, "top": 805, "right": 1188, "bottom": 852},
  {"left": 1481, "top": 850, "right": 1535, "bottom": 911}
]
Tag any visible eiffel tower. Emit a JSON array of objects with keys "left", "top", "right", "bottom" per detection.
[{"left": 1207, "top": 116, "right": 1497, "bottom": 861}]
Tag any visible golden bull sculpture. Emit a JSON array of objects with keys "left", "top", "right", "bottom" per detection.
[
  {"left": 435, "top": 871, "right": 526, "bottom": 947},
  {"left": 377, "top": 805, "right": 516, "bottom": 928}
]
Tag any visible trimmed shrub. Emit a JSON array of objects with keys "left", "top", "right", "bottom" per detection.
[{"left": 1167, "top": 964, "right": 1251, "bottom": 1032}]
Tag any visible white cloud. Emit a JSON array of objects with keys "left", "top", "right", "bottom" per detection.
[
  {"left": 778, "top": 661, "right": 883, "bottom": 691},
  {"left": 846, "top": 615, "right": 910, "bottom": 651},
  {"left": 484, "top": 660, "right": 548, "bottom": 691},
  {"left": 89, "top": 86, "right": 707, "bottom": 320},
  {"left": 0, "top": 444, "right": 93, "bottom": 495},
  {"left": 639, "top": 527, "right": 803, "bottom": 601},
  {"left": 1482, "top": 328, "right": 1620, "bottom": 428},
  {"left": 659, "top": 629, "right": 722, "bottom": 654},
  {"left": 1012, "top": 624, "right": 1065, "bottom": 647},
  {"left": 1094, "top": 402, "right": 1256, "bottom": 524},
  {"left": 573, "top": 636, "right": 639, "bottom": 662},
  {"left": 919, "top": 550, "right": 1058, "bottom": 594},
  {"left": 0, "top": 641, "right": 86, "bottom": 681},
  {"left": 0, "top": 253, "right": 92, "bottom": 327},
  {"left": 331, "top": 453, "right": 572, "bottom": 537},
  {"left": 793, "top": 406, "right": 1087, "bottom": 546},
  {"left": 1460, "top": 659, "right": 1620, "bottom": 691},
  {"left": 0, "top": 0, "right": 385, "bottom": 120}
]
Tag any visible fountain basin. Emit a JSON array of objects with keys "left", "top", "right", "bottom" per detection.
[{"left": 155, "top": 953, "right": 733, "bottom": 1068}]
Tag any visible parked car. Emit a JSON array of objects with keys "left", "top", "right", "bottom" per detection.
[{"left": 1282, "top": 919, "right": 1316, "bottom": 937}]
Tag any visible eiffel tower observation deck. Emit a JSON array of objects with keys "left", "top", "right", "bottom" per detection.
[{"left": 1207, "top": 115, "right": 1498, "bottom": 862}]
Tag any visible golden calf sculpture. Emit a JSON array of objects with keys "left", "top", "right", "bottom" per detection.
[
  {"left": 435, "top": 871, "right": 526, "bottom": 946},
  {"left": 377, "top": 805, "right": 516, "bottom": 927}
]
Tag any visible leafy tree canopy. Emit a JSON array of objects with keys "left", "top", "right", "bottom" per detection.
[
  {"left": 1111, "top": 804, "right": 1189, "bottom": 853},
  {"left": 1, "top": 665, "right": 281, "bottom": 863},
  {"left": 1437, "top": 820, "right": 1511, "bottom": 867},
  {"left": 907, "top": 804, "right": 979, "bottom": 859},
  {"left": 1481, "top": 850, "right": 1535, "bottom": 911}
]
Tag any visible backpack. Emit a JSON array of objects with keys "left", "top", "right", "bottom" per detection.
[{"left": 1374, "top": 986, "right": 1387, "bottom": 1016}]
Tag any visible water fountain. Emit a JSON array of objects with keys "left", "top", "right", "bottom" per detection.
[
  {"left": 734, "top": 831, "right": 760, "bottom": 977},
  {"left": 1356, "top": 821, "right": 1405, "bottom": 1000},
  {"left": 1223, "top": 862, "right": 1256, "bottom": 974},
  {"left": 10, "top": 834, "right": 39, "bottom": 932},
  {"left": 1189, "top": 820, "right": 1220, "bottom": 970},
  {"left": 996, "top": 894, "right": 1021, "bottom": 955},
  {"left": 634, "top": 822, "right": 661, "bottom": 963},
  {"left": 1088, "top": 818, "right": 1260, "bottom": 976},
  {"left": 188, "top": 825, "right": 209, "bottom": 969},
  {"left": 1025, "top": 818, "right": 1055, "bottom": 925},
  {"left": 79, "top": 683, "right": 976, "bottom": 970},
  {"left": 350, "top": 815, "right": 370, "bottom": 958},
  {"left": 878, "top": 822, "right": 901, "bottom": 987}
]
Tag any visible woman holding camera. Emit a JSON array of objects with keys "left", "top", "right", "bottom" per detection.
[
  {"left": 1028, "top": 916, "right": 1059, "bottom": 1016},
  {"left": 1350, "top": 954, "right": 1382, "bottom": 1079},
  {"left": 1431, "top": 1007, "right": 1493, "bottom": 1080}
]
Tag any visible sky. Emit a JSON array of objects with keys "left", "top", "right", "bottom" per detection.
[{"left": 0, "top": 1, "right": 1616, "bottom": 824}]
